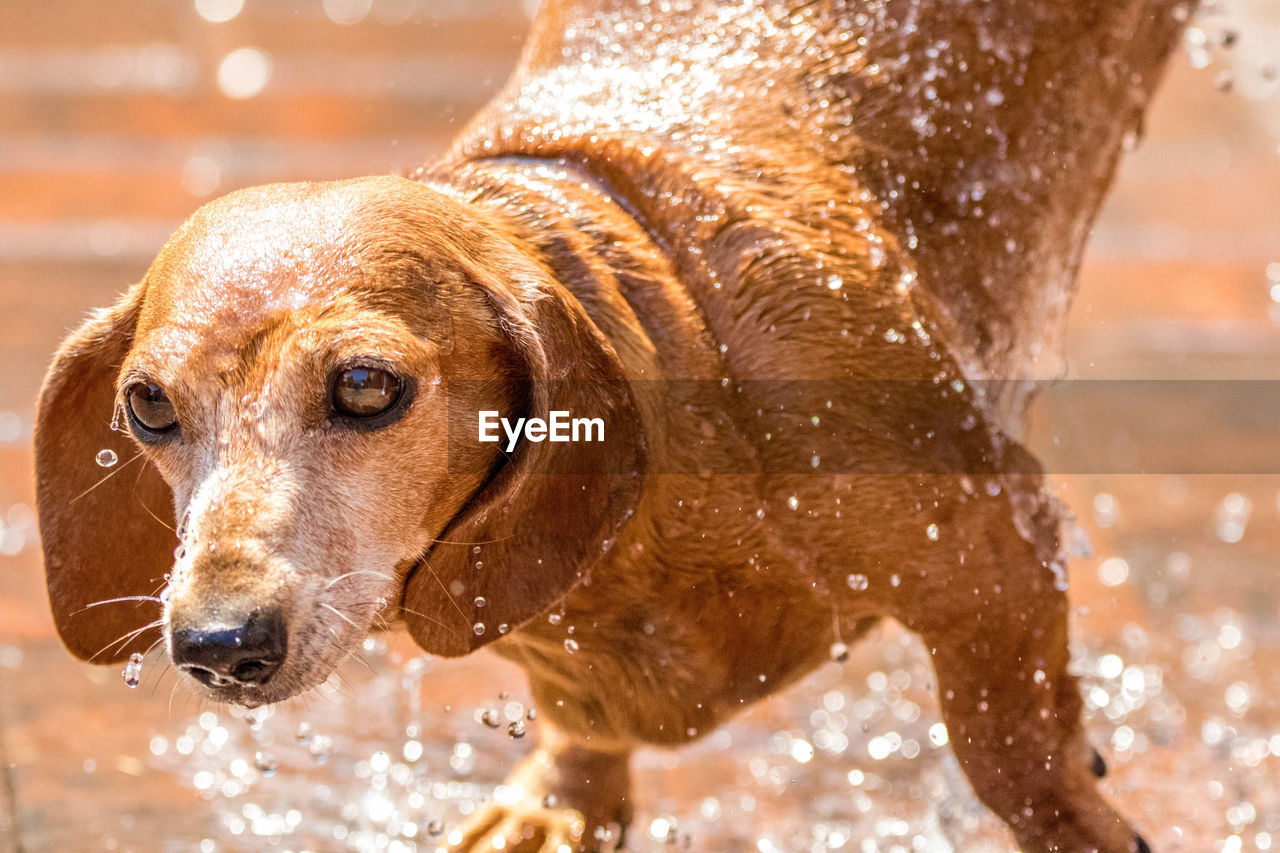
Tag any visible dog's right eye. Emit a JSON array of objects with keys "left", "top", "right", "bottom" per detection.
[
  {"left": 330, "top": 366, "right": 407, "bottom": 423},
  {"left": 126, "top": 381, "right": 179, "bottom": 438}
]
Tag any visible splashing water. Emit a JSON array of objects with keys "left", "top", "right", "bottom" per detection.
[
  {"left": 135, "top": 470, "right": 1280, "bottom": 853},
  {"left": 122, "top": 652, "right": 142, "bottom": 688}
]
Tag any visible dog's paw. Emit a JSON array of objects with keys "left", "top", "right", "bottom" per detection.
[
  {"left": 1009, "top": 797, "right": 1150, "bottom": 853},
  {"left": 442, "top": 797, "right": 623, "bottom": 853}
]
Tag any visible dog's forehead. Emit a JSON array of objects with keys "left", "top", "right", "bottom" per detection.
[
  {"left": 131, "top": 178, "right": 440, "bottom": 361},
  {"left": 145, "top": 181, "right": 391, "bottom": 324}
]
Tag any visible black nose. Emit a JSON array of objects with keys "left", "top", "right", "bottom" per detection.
[{"left": 172, "top": 609, "right": 286, "bottom": 688}]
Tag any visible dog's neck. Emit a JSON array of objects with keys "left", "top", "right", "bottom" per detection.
[
  {"left": 429, "top": 155, "right": 722, "bottom": 390},
  {"left": 437, "top": 0, "right": 1194, "bottom": 430}
]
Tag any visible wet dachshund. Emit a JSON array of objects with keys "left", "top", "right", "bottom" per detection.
[{"left": 36, "top": 1, "right": 1190, "bottom": 850}]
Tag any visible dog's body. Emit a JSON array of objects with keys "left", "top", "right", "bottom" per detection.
[{"left": 36, "top": 2, "right": 1190, "bottom": 850}]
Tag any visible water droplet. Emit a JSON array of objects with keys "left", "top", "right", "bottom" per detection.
[
  {"left": 1065, "top": 518, "right": 1093, "bottom": 558},
  {"left": 1216, "top": 492, "right": 1252, "bottom": 543},
  {"left": 253, "top": 751, "right": 278, "bottom": 775},
  {"left": 473, "top": 596, "right": 486, "bottom": 608},
  {"left": 846, "top": 573, "right": 869, "bottom": 591},
  {"left": 472, "top": 622, "right": 485, "bottom": 636},
  {"left": 308, "top": 734, "right": 332, "bottom": 763},
  {"left": 294, "top": 722, "right": 313, "bottom": 743},
  {"left": 830, "top": 641, "right": 849, "bottom": 663},
  {"left": 542, "top": 794, "right": 558, "bottom": 809},
  {"left": 564, "top": 638, "right": 579, "bottom": 654},
  {"left": 825, "top": 274, "right": 843, "bottom": 290},
  {"left": 548, "top": 612, "right": 562, "bottom": 626},
  {"left": 426, "top": 819, "right": 444, "bottom": 837},
  {"left": 507, "top": 720, "right": 526, "bottom": 739},
  {"left": 497, "top": 623, "right": 510, "bottom": 634},
  {"left": 1093, "top": 492, "right": 1117, "bottom": 528},
  {"left": 1098, "top": 654, "right": 1123, "bottom": 680},
  {"left": 925, "top": 523, "right": 939, "bottom": 541},
  {"left": 1099, "top": 557, "right": 1130, "bottom": 587},
  {"left": 122, "top": 652, "right": 142, "bottom": 688},
  {"left": 95, "top": 449, "right": 118, "bottom": 468},
  {"left": 787, "top": 495, "right": 800, "bottom": 510},
  {"left": 1048, "top": 559, "right": 1070, "bottom": 592}
]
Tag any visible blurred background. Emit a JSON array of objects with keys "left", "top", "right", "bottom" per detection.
[{"left": 1, "top": 1, "right": 1278, "bottom": 851}]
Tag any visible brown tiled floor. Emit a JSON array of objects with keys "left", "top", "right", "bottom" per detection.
[{"left": 2, "top": 2, "right": 1279, "bottom": 851}]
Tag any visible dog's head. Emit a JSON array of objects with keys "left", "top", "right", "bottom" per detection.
[{"left": 35, "top": 175, "right": 642, "bottom": 706}]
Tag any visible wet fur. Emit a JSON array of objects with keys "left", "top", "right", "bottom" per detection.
[{"left": 36, "top": 1, "right": 1191, "bottom": 851}]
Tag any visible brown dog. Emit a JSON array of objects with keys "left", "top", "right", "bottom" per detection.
[{"left": 36, "top": 1, "right": 1191, "bottom": 850}]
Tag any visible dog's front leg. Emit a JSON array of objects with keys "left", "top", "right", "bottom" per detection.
[
  {"left": 448, "top": 721, "right": 633, "bottom": 853},
  {"left": 913, "top": 519, "right": 1148, "bottom": 853}
]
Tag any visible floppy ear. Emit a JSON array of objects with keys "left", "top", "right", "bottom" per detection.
[
  {"left": 35, "top": 285, "right": 176, "bottom": 663},
  {"left": 401, "top": 275, "right": 645, "bottom": 656}
]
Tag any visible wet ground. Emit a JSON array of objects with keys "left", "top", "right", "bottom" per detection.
[{"left": 2, "top": 2, "right": 1280, "bottom": 851}]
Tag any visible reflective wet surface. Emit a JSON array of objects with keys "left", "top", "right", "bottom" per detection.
[{"left": 2, "top": 2, "right": 1280, "bottom": 851}]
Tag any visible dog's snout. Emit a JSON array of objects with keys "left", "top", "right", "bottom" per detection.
[{"left": 172, "top": 608, "right": 287, "bottom": 688}]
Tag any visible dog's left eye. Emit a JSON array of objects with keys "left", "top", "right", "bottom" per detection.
[
  {"left": 125, "top": 380, "right": 179, "bottom": 439},
  {"left": 331, "top": 366, "right": 404, "bottom": 420}
]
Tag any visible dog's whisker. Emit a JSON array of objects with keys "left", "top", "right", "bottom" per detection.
[
  {"left": 87, "top": 618, "right": 166, "bottom": 662},
  {"left": 330, "top": 597, "right": 461, "bottom": 636},
  {"left": 337, "top": 597, "right": 460, "bottom": 635},
  {"left": 76, "top": 595, "right": 164, "bottom": 613},
  {"left": 338, "top": 644, "right": 378, "bottom": 677},
  {"left": 321, "top": 602, "right": 364, "bottom": 632},
  {"left": 69, "top": 450, "right": 145, "bottom": 503},
  {"left": 147, "top": 657, "right": 173, "bottom": 700},
  {"left": 167, "top": 677, "right": 182, "bottom": 721},
  {"left": 394, "top": 605, "right": 460, "bottom": 636},
  {"left": 326, "top": 569, "right": 396, "bottom": 589},
  {"left": 421, "top": 563, "right": 469, "bottom": 624},
  {"left": 421, "top": 532, "right": 518, "bottom": 548},
  {"left": 135, "top": 487, "right": 177, "bottom": 533}
]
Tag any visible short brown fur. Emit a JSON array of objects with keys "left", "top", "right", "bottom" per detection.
[{"left": 36, "top": 1, "right": 1191, "bottom": 850}]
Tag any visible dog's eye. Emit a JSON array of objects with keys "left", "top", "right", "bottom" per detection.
[
  {"left": 126, "top": 381, "right": 178, "bottom": 436},
  {"left": 332, "top": 366, "right": 404, "bottom": 420}
]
